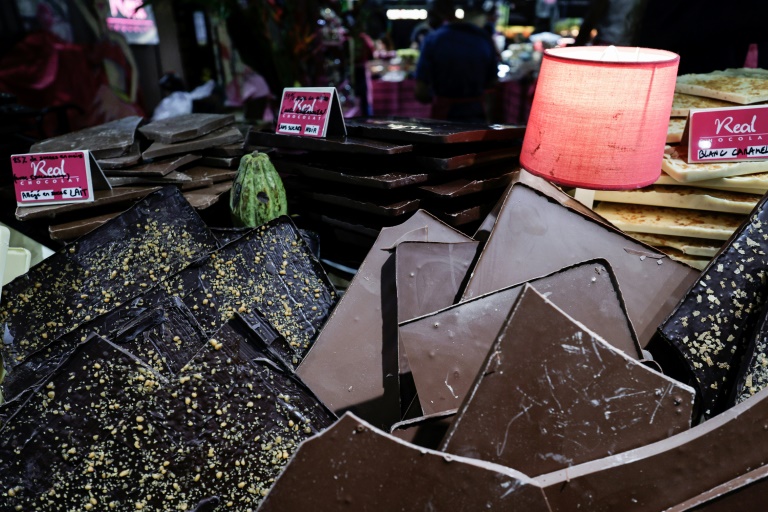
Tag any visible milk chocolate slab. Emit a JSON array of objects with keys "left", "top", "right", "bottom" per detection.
[
  {"left": 30, "top": 115, "right": 142, "bottom": 159},
  {"left": 658, "top": 193, "right": 768, "bottom": 416},
  {"left": 257, "top": 412, "right": 551, "bottom": 512},
  {"left": 96, "top": 141, "right": 141, "bottom": 169},
  {"left": 142, "top": 125, "right": 244, "bottom": 160},
  {"left": 182, "top": 180, "right": 233, "bottom": 209},
  {"left": 0, "top": 187, "right": 218, "bottom": 376},
  {"left": 464, "top": 182, "right": 700, "bottom": 346},
  {"left": 14, "top": 186, "right": 162, "bottom": 220},
  {"left": 48, "top": 211, "right": 122, "bottom": 241},
  {"left": 594, "top": 185, "right": 761, "bottom": 215},
  {"left": 296, "top": 211, "right": 472, "bottom": 429},
  {"left": 441, "top": 286, "right": 695, "bottom": 477},
  {"left": 535, "top": 386, "right": 768, "bottom": 512},
  {"left": 297, "top": 190, "right": 421, "bottom": 217},
  {"left": 202, "top": 142, "right": 247, "bottom": 157},
  {"left": 273, "top": 159, "right": 429, "bottom": 189},
  {"left": 104, "top": 153, "right": 201, "bottom": 177},
  {"left": 138, "top": 113, "right": 235, "bottom": 143},
  {"left": 665, "top": 464, "right": 768, "bottom": 511},
  {"left": 396, "top": 241, "right": 479, "bottom": 323},
  {"left": 419, "top": 167, "right": 516, "bottom": 198},
  {"left": 344, "top": 117, "right": 525, "bottom": 143},
  {"left": 182, "top": 165, "right": 238, "bottom": 183},
  {"left": 401, "top": 260, "right": 642, "bottom": 416},
  {"left": 248, "top": 130, "right": 414, "bottom": 154}
]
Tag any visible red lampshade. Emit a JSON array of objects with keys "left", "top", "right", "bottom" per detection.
[{"left": 520, "top": 46, "right": 680, "bottom": 190}]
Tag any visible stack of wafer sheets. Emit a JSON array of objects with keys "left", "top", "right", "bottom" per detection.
[{"left": 595, "top": 68, "right": 768, "bottom": 270}]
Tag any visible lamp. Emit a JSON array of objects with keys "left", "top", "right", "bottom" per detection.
[{"left": 520, "top": 46, "right": 680, "bottom": 190}]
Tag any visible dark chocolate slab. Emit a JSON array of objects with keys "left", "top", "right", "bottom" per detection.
[
  {"left": 257, "top": 412, "right": 551, "bottom": 512},
  {"left": 438, "top": 201, "right": 495, "bottom": 226},
  {"left": 414, "top": 146, "right": 520, "bottom": 171},
  {"left": 400, "top": 260, "right": 642, "bottom": 415},
  {"left": 138, "top": 113, "right": 235, "bottom": 143},
  {"left": 273, "top": 159, "right": 429, "bottom": 189},
  {"left": 345, "top": 117, "right": 525, "bottom": 143},
  {"left": 463, "top": 182, "right": 700, "bottom": 347},
  {"left": 535, "top": 385, "right": 768, "bottom": 512},
  {"left": 732, "top": 300, "right": 768, "bottom": 406},
  {"left": 30, "top": 115, "right": 142, "bottom": 159},
  {"left": 183, "top": 165, "right": 238, "bottom": 183},
  {"left": 15, "top": 186, "right": 162, "bottom": 220},
  {"left": 182, "top": 180, "right": 233, "bottom": 210},
  {"left": 659, "top": 193, "right": 768, "bottom": 417},
  {"left": 396, "top": 241, "right": 479, "bottom": 323},
  {"left": 248, "top": 130, "right": 414, "bottom": 155},
  {"left": 665, "top": 464, "right": 768, "bottom": 512},
  {"left": 142, "top": 125, "right": 244, "bottom": 160},
  {"left": 418, "top": 166, "right": 517, "bottom": 198},
  {"left": 96, "top": 141, "right": 141, "bottom": 169},
  {"left": 297, "top": 190, "right": 420, "bottom": 217},
  {"left": 1, "top": 187, "right": 218, "bottom": 380},
  {"left": 48, "top": 211, "right": 122, "bottom": 241},
  {"left": 198, "top": 155, "right": 239, "bottom": 168},
  {"left": 202, "top": 142, "right": 247, "bottom": 157},
  {"left": 441, "top": 285, "right": 694, "bottom": 477},
  {"left": 296, "top": 210, "right": 472, "bottom": 430},
  {"left": 103, "top": 153, "right": 201, "bottom": 177},
  {"left": 389, "top": 409, "right": 456, "bottom": 449}
]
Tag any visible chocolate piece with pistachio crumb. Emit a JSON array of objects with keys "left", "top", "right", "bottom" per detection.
[
  {"left": 658, "top": 193, "right": 768, "bottom": 418},
  {"left": 0, "top": 186, "right": 219, "bottom": 377},
  {"left": 731, "top": 299, "right": 768, "bottom": 406}
]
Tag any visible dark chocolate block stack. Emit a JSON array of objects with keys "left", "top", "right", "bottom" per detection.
[
  {"left": 9, "top": 114, "right": 254, "bottom": 245},
  {"left": 249, "top": 117, "right": 524, "bottom": 267}
]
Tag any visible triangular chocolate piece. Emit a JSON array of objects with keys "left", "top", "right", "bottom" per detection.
[
  {"left": 536, "top": 385, "right": 768, "bottom": 511},
  {"left": 257, "top": 412, "right": 551, "bottom": 512},
  {"left": 440, "top": 285, "right": 694, "bottom": 476},
  {"left": 464, "top": 181, "right": 699, "bottom": 346},
  {"left": 658, "top": 193, "right": 768, "bottom": 417},
  {"left": 296, "top": 211, "right": 473, "bottom": 430},
  {"left": 400, "top": 260, "right": 641, "bottom": 415},
  {"left": 30, "top": 115, "right": 143, "bottom": 159}
]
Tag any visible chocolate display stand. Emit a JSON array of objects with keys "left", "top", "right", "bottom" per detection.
[
  {"left": 463, "top": 181, "right": 700, "bottom": 347},
  {"left": 400, "top": 260, "right": 642, "bottom": 416},
  {"left": 257, "top": 413, "right": 551, "bottom": 512},
  {"left": 344, "top": 117, "right": 525, "bottom": 144},
  {"left": 296, "top": 210, "right": 472, "bottom": 430},
  {"left": 535, "top": 385, "right": 768, "bottom": 512},
  {"left": 29, "top": 115, "right": 142, "bottom": 159},
  {"left": 138, "top": 113, "right": 235, "bottom": 144},
  {"left": 441, "top": 285, "right": 695, "bottom": 477},
  {"left": 659, "top": 192, "right": 768, "bottom": 417}
]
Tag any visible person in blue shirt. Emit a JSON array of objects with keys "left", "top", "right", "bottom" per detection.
[{"left": 415, "top": 0, "right": 499, "bottom": 123}]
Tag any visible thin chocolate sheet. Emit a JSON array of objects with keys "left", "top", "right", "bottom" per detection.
[
  {"left": 297, "top": 189, "right": 421, "bottom": 217},
  {"left": 665, "top": 464, "right": 768, "bottom": 512},
  {"left": 464, "top": 181, "right": 700, "bottom": 347},
  {"left": 658, "top": 193, "right": 768, "bottom": 417},
  {"left": 104, "top": 154, "right": 201, "bottom": 177},
  {"left": 96, "top": 141, "right": 141, "bottom": 169},
  {"left": 418, "top": 166, "right": 517, "bottom": 198},
  {"left": 138, "top": 113, "right": 235, "bottom": 144},
  {"left": 142, "top": 125, "right": 244, "bottom": 160},
  {"left": 274, "top": 159, "right": 429, "bottom": 189},
  {"left": 48, "top": 211, "right": 122, "bottom": 241},
  {"left": 296, "top": 210, "right": 472, "bottom": 430},
  {"left": 1, "top": 187, "right": 218, "bottom": 380},
  {"left": 257, "top": 412, "right": 551, "bottom": 512},
  {"left": 14, "top": 186, "right": 162, "bottom": 220},
  {"left": 183, "top": 165, "right": 238, "bottom": 183},
  {"left": 198, "top": 155, "right": 239, "bottom": 168},
  {"left": 344, "top": 117, "right": 525, "bottom": 143},
  {"left": 414, "top": 146, "right": 520, "bottom": 171},
  {"left": 441, "top": 285, "right": 695, "bottom": 477},
  {"left": 732, "top": 300, "right": 768, "bottom": 406},
  {"left": 249, "top": 130, "right": 414, "bottom": 155},
  {"left": 182, "top": 180, "right": 233, "bottom": 210},
  {"left": 30, "top": 115, "right": 142, "bottom": 159},
  {"left": 536, "top": 386, "right": 768, "bottom": 512},
  {"left": 400, "top": 260, "right": 642, "bottom": 416}
]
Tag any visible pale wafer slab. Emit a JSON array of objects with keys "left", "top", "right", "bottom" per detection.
[
  {"left": 594, "top": 202, "right": 744, "bottom": 240},
  {"left": 594, "top": 185, "right": 760, "bottom": 214},
  {"left": 671, "top": 92, "right": 739, "bottom": 117},
  {"left": 626, "top": 232, "right": 722, "bottom": 258},
  {"left": 667, "top": 118, "right": 687, "bottom": 144},
  {"left": 662, "top": 145, "right": 768, "bottom": 182},
  {"left": 656, "top": 170, "right": 768, "bottom": 195},
  {"left": 675, "top": 68, "right": 768, "bottom": 104}
]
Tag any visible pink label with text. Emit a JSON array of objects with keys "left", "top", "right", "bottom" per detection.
[
  {"left": 688, "top": 105, "right": 768, "bottom": 162},
  {"left": 276, "top": 88, "right": 333, "bottom": 138},
  {"left": 12, "top": 151, "right": 93, "bottom": 205}
]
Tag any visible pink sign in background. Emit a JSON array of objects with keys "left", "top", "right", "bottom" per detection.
[
  {"left": 12, "top": 151, "right": 93, "bottom": 206},
  {"left": 276, "top": 88, "right": 334, "bottom": 138},
  {"left": 688, "top": 105, "right": 768, "bottom": 163}
]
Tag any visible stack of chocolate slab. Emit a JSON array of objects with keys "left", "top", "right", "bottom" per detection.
[
  {"left": 0, "top": 186, "right": 341, "bottom": 510},
  {"left": 250, "top": 117, "right": 524, "bottom": 266},
  {"left": 594, "top": 68, "right": 768, "bottom": 270},
  {"left": 257, "top": 168, "right": 768, "bottom": 510},
  {"left": 13, "top": 113, "right": 252, "bottom": 244}
]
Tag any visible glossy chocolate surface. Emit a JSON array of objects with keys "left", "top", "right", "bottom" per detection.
[{"left": 344, "top": 117, "right": 525, "bottom": 143}]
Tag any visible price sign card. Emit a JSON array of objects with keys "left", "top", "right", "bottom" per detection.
[
  {"left": 276, "top": 87, "right": 347, "bottom": 138},
  {"left": 687, "top": 104, "right": 768, "bottom": 163},
  {"left": 11, "top": 150, "right": 111, "bottom": 207}
]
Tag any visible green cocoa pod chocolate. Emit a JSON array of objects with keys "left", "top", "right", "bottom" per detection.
[{"left": 230, "top": 151, "right": 288, "bottom": 227}]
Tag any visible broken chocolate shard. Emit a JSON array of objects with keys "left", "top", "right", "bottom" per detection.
[
  {"left": 97, "top": 141, "right": 141, "bottom": 169},
  {"left": 257, "top": 412, "right": 551, "bottom": 512},
  {"left": 30, "top": 115, "right": 142, "bottom": 159},
  {"left": 418, "top": 166, "right": 517, "bottom": 198},
  {"left": 389, "top": 409, "right": 456, "bottom": 450},
  {"left": 296, "top": 210, "right": 473, "bottom": 430},
  {"left": 441, "top": 285, "right": 695, "bottom": 477},
  {"left": 104, "top": 153, "right": 201, "bottom": 177},
  {"left": 400, "top": 260, "right": 642, "bottom": 416},
  {"left": 658, "top": 193, "right": 768, "bottom": 417},
  {"left": 295, "top": 189, "right": 421, "bottom": 217},
  {"left": 248, "top": 130, "right": 414, "bottom": 154},
  {"left": 344, "top": 117, "right": 525, "bottom": 143},
  {"left": 273, "top": 159, "right": 430, "bottom": 189},
  {"left": 413, "top": 146, "right": 521, "bottom": 171},
  {"left": 142, "top": 125, "right": 244, "bottom": 160},
  {"left": 464, "top": 181, "right": 699, "bottom": 347},
  {"left": 535, "top": 385, "right": 768, "bottom": 512},
  {"left": 182, "top": 180, "right": 233, "bottom": 210},
  {"left": 138, "top": 113, "right": 235, "bottom": 144},
  {"left": 732, "top": 299, "right": 768, "bottom": 406},
  {"left": 665, "top": 464, "right": 768, "bottom": 512}
]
